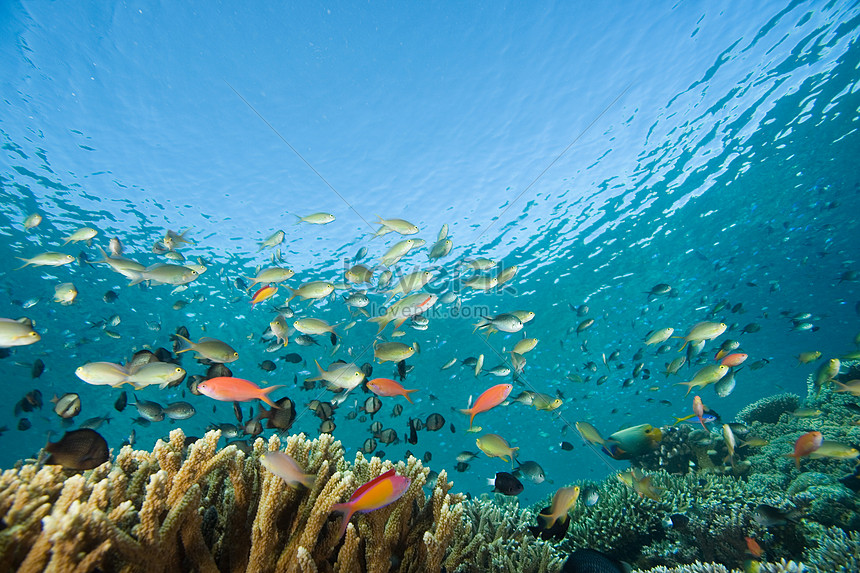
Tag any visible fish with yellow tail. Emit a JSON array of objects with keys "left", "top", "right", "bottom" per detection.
[
  {"left": 813, "top": 358, "right": 840, "bottom": 395},
  {"left": 617, "top": 468, "right": 663, "bottom": 501},
  {"left": 528, "top": 486, "right": 580, "bottom": 541},
  {"left": 603, "top": 424, "right": 662, "bottom": 459},
  {"left": 368, "top": 292, "right": 438, "bottom": 334},
  {"left": 330, "top": 469, "right": 411, "bottom": 539},
  {"left": 675, "top": 321, "right": 727, "bottom": 351},
  {"left": 677, "top": 364, "right": 729, "bottom": 396},
  {"left": 475, "top": 433, "right": 519, "bottom": 467}
]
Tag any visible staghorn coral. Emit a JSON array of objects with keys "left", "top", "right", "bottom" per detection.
[
  {"left": 631, "top": 559, "right": 806, "bottom": 572},
  {"left": 802, "top": 523, "right": 860, "bottom": 573},
  {"left": 0, "top": 428, "right": 466, "bottom": 573},
  {"left": 446, "top": 493, "right": 565, "bottom": 573}
]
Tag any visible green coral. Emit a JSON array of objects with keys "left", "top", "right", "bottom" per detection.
[
  {"left": 735, "top": 393, "right": 801, "bottom": 424},
  {"left": 802, "top": 523, "right": 860, "bottom": 573}
]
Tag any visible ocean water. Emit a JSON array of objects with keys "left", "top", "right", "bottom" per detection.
[{"left": 0, "top": 0, "right": 858, "bottom": 512}]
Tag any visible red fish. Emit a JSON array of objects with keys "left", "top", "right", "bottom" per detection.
[
  {"left": 720, "top": 353, "right": 748, "bottom": 367},
  {"left": 250, "top": 285, "right": 278, "bottom": 307},
  {"left": 460, "top": 383, "right": 512, "bottom": 429},
  {"left": 197, "top": 377, "right": 284, "bottom": 408},
  {"left": 745, "top": 536, "right": 763, "bottom": 558},
  {"left": 785, "top": 431, "right": 823, "bottom": 469},
  {"left": 331, "top": 468, "right": 411, "bottom": 539},
  {"left": 692, "top": 395, "right": 709, "bottom": 432},
  {"left": 366, "top": 378, "right": 418, "bottom": 403}
]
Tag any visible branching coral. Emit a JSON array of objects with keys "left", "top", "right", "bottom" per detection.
[{"left": 0, "top": 428, "right": 466, "bottom": 573}]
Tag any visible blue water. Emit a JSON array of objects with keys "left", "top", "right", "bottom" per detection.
[{"left": 1, "top": 1, "right": 859, "bottom": 506}]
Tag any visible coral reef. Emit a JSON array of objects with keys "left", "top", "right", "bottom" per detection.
[
  {"left": 445, "top": 493, "right": 566, "bottom": 573},
  {"left": 735, "top": 393, "right": 801, "bottom": 424},
  {"left": 0, "top": 428, "right": 465, "bottom": 573},
  {"left": 631, "top": 560, "right": 806, "bottom": 572},
  {"left": 801, "top": 523, "right": 860, "bottom": 573}
]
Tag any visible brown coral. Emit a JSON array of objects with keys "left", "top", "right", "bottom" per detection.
[{"left": 0, "top": 428, "right": 465, "bottom": 573}]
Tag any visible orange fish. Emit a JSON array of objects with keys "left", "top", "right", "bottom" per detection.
[
  {"left": 720, "top": 353, "right": 748, "bottom": 367},
  {"left": 785, "top": 431, "right": 823, "bottom": 469},
  {"left": 366, "top": 378, "right": 418, "bottom": 403},
  {"left": 331, "top": 468, "right": 411, "bottom": 539},
  {"left": 197, "top": 377, "right": 284, "bottom": 408},
  {"left": 250, "top": 284, "right": 278, "bottom": 306},
  {"left": 692, "top": 395, "right": 709, "bottom": 432},
  {"left": 745, "top": 536, "right": 763, "bottom": 558},
  {"left": 460, "top": 383, "right": 513, "bottom": 429}
]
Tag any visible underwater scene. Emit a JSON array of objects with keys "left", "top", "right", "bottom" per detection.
[{"left": 1, "top": 1, "right": 859, "bottom": 572}]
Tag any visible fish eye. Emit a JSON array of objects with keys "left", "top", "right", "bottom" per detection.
[{"left": 233, "top": 352, "right": 239, "bottom": 357}]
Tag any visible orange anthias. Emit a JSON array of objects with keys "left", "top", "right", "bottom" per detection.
[
  {"left": 250, "top": 284, "right": 278, "bottom": 306},
  {"left": 331, "top": 469, "right": 411, "bottom": 539},
  {"left": 460, "top": 383, "right": 513, "bottom": 429},
  {"left": 366, "top": 378, "right": 418, "bottom": 403},
  {"left": 692, "top": 395, "right": 709, "bottom": 432},
  {"left": 720, "top": 353, "right": 748, "bottom": 367},
  {"left": 787, "top": 431, "right": 823, "bottom": 469},
  {"left": 196, "top": 376, "right": 284, "bottom": 408}
]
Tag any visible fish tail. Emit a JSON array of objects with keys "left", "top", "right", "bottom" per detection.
[
  {"left": 330, "top": 503, "right": 355, "bottom": 540},
  {"left": 258, "top": 385, "right": 285, "bottom": 408},
  {"left": 403, "top": 389, "right": 417, "bottom": 404},
  {"left": 677, "top": 339, "right": 689, "bottom": 352},
  {"left": 173, "top": 334, "right": 194, "bottom": 354},
  {"left": 127, "top": 272, "right": 145, "bottom": 287},
  {"left": 13, "top": 258, "right": 31, "bottom": 271}
]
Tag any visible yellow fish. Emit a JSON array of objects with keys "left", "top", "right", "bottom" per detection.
[{"left": 476, "top": 433, "right": 519, "bottom": 466}]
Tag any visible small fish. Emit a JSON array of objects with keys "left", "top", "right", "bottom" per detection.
[
  {"left": 52, "top": 393, "right": 81, "bottom": 418},
  {"left": 676, "top": 322, "right": 727, "bottom": 351},
  {"left": 23, "top": 213, "right": 42, "bottom": 230},
  {"left": 45, "top": 429, "right": 109, "bottom": 470},
  {"left": 808, "top": 441, "right": 859, "bottom": 460},
  {"left": 791, "top": 408, "right": 822, "bottom": 418},
  {"left": 796, "top": 351, "right": 822, "bottom": 364},
  {"left": 784, "top": 431, "right": 823, "bottom": 469},
  {"left": 174, "top": 334, "right": 239, "bottom": 363},
  {"left": 259, "top": 230, "right": 285, "bottom": 251},
  {"left": 476, "top": 433, "right": 519, "bottom": 465},
  {"left": 260, "top": 451, "right": 316, "bottom": 487},
  {"left": 617, "top": 468, "right": 662, "bottom": 501},
  {"left": 754, "top": 504, "right": 801, "bottom": 527},
  {"left": 250, "top": 285, "right": 278, "bottom": 306},
  {"left": 537, "top": 486, "right": 580, "bottom": 529},
  {"left": 197, "top": 377, "right": 284, "bottom": 408},
  {"left": 164, "top": 402, "right": 196, "bottom": 420},
  {"left": 514, "top": 460, "right": 546, "bottom": 484},
  {"left": 488, "top": 471, "right": 523, "bottom": 495},
  {"left": 330, "top": 469, "right": 411, "bottom": 539},
  {"left": 366, "top": 378, "right": 418, "bottom": 403},
  {"left": 295, "top": 212, "right": 336, "bottom": 225},
  {"left": 460, "top": 383, "right": 512, "bottom": 429}
]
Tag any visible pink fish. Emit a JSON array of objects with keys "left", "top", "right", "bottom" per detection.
[
  {"left": 197, "top": 377, "right": 284, "bottom": 408},
  {"left": 459, "top": 383, "right": 513, "bottom": 429},
  {"left": 331, "top": 469, "right": 411, "bottom": 539}
]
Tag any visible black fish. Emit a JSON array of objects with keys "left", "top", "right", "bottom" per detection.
[
  {"left": 560, "top": 548, "right": 626, "bottom": 573},
  {"left": 17, "top": 418, "right": 31, "bottom": 431},
  {"left": 266, "top": 397, "right": 296, "bottom": 431},
  {"left": 31, "top": 359, "right": 45, "bottom": 378},
  {"left": 754, "top": 504, "right": 801, "bottom": 527},
  {"left": 396, "top": 360, "right": 406, "bottom": 380},
  {"left": 207, "top": 364, "right": 232, "bottom": 379},
  {"left": 233, "top": 401, "right": 243, "bottom": 423},
  {"left": 360, "top": 363, "right": 373, "bottom": 379},
  {"left": 330, "top": 332, "right": 338, "bottom": 346},
  {"left": 455, "top": 462, "right": 470, "bottom": 472},
  {"left": 259, "top": 360, "right": 277, "bottom": 372},
  {"left": 283, "top": 353, "right": 303, "bottom": 364},
  {"left": 561, "top": 441, "right": 574, "bottom": 451},
  {"left": 103, "top": 290, "right": 118, "bottom": 303},
  {"left": 489, "top": 472, "right": 523, "bottom": 496},
  {"left": 407, "top": 421, "right": 418, "bottom": 445},
  {"left": 45, "top": 429, "right": 109, "bottom": 470},
  {"left": 114, "top": 392, "right": 128, "bottom": 412},
  {"left": 425, "top": 413, "right": 445, "bottom": 431}
]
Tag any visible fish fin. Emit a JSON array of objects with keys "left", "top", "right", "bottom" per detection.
[
  {"left": 330, "top": 503, "right": 355, "bottom": 540},
  {"left": 258, "top": 385, "right": 285, "bottom": 408},
  {"left": 403, "top": 389, "right": 417, "bottom": 404},
  {"left": 127, "top": 272, "right": 145, "bottom": 287},
  {"left": 13, "top": 258, "right": 31, "bottom": 270},
  {"left": 173, "top": 334, "right": 193, "bottom": 353}
]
